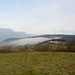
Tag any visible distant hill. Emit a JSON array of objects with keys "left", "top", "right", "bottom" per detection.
[
  {"left": 2, "top": 34, "right": 63, "bottom": 42},
  {"left": 3, "top": 38, "right": 22, "bottom": 42},
  {"left": 33, "top": 34, "right": 67, "bottom": 38},
  {"left": 34, "top": 34, "right": 75, "bottom": 41},
  {"left": 2, "top": 34, "right": 75, "bottom": 42},
  {"left": 61, "top": 35, "right": 75, "bottom": 41},
  {"left": 0, "top": 28, "right": 34, "bottom": 41},
  {"left": 0, "top": 34, "right": 75, "bottom": 47}
]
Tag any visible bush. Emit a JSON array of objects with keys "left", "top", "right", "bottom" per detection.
[
  {"left": 34, "top": 43, "right": 52, "bottom": 52},
  {"left": 0, "top": 45, "right": 31, "bottom": 53},
  {"left": 0, "top": 46, "right": 13, "bottom": 53},
  {"left": 15, "top": 45, "right": 30, "bottom": 52},
  {"left": 54, "top": 41, "right": 75, "bottom": 52},
  {"left": 66, "top": 41, "right": 75, "bottom": 52}
]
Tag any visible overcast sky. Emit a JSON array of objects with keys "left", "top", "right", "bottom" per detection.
[{"left": 0, "top": 0, "right": 75, "bottom": 34}]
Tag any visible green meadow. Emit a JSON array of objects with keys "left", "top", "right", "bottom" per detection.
[{"left": 0, "top": 52, "right": 75, "bottom": 75}]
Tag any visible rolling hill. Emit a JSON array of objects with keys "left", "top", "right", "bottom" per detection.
[{"left": 0, "top": 28, "right": 33, "bottom": 41}]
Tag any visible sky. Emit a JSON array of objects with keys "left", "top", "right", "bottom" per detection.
[{"left": 0, "top": 0, "right": 75, "bottom": 35}]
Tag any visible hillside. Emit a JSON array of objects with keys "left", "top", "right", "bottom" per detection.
[
  {"left": 0, "top": 28, "right": 33, "bottom": 41},
  {"left": 2, "top": 38, "right": 22, "bottom": 42},
  {"left": 61, "top": 35, "right": 75, "bottom": 41},
  {"left": 0, "top": 34, "right": 75, "bottom": 47}
]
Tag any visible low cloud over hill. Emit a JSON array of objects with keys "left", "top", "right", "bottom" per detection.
[{"left": 0, "top": 28, "right": 32, "bottom": 41}]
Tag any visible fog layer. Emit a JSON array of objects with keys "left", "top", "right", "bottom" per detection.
[{"left": 0, "top": 37, "right": 61, "bottom": 47}]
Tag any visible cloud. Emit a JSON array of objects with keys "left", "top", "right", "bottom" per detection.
[{"left": 0, "top": 0, "right": 75, "bottom": 34}]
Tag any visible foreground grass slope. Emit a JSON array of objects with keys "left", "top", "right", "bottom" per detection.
[{"left": 0, "top": 52, "right": 75, "bottom": 75}]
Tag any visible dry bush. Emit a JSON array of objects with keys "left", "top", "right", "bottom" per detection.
[
  {"left": 34, "top": 43, "right": 52, "bottom": 52},
  {"left": 66, "top": 41, "right": 75, "bottom": 52},
  {"left": 54, "top": 41, "right": 75, "bottom": 52},
  {"left": 0, "top": 46, "right": 13, "bottom": 53},
  {"left": 0, "top": 45, "right": 30, "bottom": 53},
  {"left": 16, "top": 45, "right": 30, "bottom": 52},
  {"left": 54, "top": 44, "right": 66, "bottom": 52}
]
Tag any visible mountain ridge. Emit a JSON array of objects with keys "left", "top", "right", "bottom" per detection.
[
  {"left": 0, "top": 28, "right": 34, "bottom": 41},
  {"left": 2, "top": 34, "right": 75, "bottom": 42}
]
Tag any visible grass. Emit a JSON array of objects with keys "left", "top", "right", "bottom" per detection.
[{"left": 0, "top": 52, "right": 75, "bottom": 75}]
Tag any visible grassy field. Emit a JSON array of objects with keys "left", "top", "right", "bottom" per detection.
[{"left": 0, "top": 52, "right": 75, "bottom": 75}]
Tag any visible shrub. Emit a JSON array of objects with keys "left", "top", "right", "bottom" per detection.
[
  {"left": 16, "top": 45, "right": 29, "bottom": 52},
  {"left": 66, "top": 41, "right": 75, "bottom": 52},
  {"left": 0, "top": 46, "right": 13, "bottom": 53},
  {"left": 34, "top": 43, "right": 52, "bottom": 52},
  {"left": 54, "top": 41, "right": 75, "bottom": 52}
]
